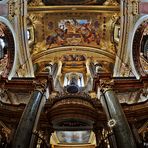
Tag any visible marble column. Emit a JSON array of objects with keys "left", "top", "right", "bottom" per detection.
[
  {"left": 98, "top": 80, "right": 137, "bottom": 148},
  {"left": 29, "top": 93, "right": 47, "bottom": 148},
  {"left": 12, "top": 83, "right": 46, "bottom": 148}
]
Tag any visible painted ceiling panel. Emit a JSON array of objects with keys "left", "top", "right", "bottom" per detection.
[
  {"left": 27, "top": 5, "right": 120, "bottom": 76},
  {"left": 28, "top": 12, "right": 119, "bottom": 55}
]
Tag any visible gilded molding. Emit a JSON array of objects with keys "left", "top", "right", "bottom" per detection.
[
  {"left": 28, "top": 0, "right": 44, "bottom": 6},
  {"left": 103, "top": 0, "right": 119, "bottom": 6},
  {"left": 8, "top": 0, "right": 19, "bottom": 20},
  {"left": 28, "top": 5, "right": 120, "bottom": 13},
  {"left": 132, "top": 1, "right": 139, "bottom": 15}
]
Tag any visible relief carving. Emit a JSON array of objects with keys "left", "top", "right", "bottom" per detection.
[
  {"left": 17, "top": 64, "right": 27, "bottom": 77},
  {"left": 52, "top": 98, "right": 94, "bottom": 109},
  {"left": 33, "top": 79, "right": 48, "bottom": 93},
  {"left": 116, "top": 88, "right": 148, "bottom": 104},
  {"left": 0, "top": 88, "right": 30, "bottom": 104},
  {"left": 8, "top": 0, "right": 19, "bottom": 20},
  {"left": 0, "top": 121, "right": 11, "bottom": 147},
  {"left": 103, "top": 0, "right": 119, "bottom": 6},
  {"left": 132, "top": 1, "right": 139, "bottom": 15},
  {"left": 0, "top": 88, "right": 10, "bottom": 103},
  {"left": 28, "top": 0, "right": 44, "bottom": 6}
]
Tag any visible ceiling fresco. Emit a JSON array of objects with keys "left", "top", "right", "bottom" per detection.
[
  {"left": 28, "top": 12, "right": 119, "bottom": 55},
  {"left": 46, "top": 19, "right": 101, "bottom": 47},
  {"left": 27, "top": 6, "right": 120, "bottom": 78}
]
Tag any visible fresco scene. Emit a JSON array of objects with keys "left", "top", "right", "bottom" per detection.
[
  {"left": 30, "top": 13, "right": 116, "bottom": 55},
  {"left": 46, "top": 19, "right": 101, "bottom": 48}
]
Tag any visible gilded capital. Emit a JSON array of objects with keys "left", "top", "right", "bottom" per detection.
[
  {"left": 33, "top": 79, "right": 47, "bottom": 93},
  {"left": 100, "top": 79, "right": 114, "bottom": 93}
]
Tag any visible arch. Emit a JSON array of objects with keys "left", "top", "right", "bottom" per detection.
[
  {"left": 0, "top": 16, "right": 18, "bottom": 80},
  {"left": 130, "top": 15, "right": 148, "bottom": 79},
  {"left": 32, "top": 46, "right": 115, "bottom": 63}
]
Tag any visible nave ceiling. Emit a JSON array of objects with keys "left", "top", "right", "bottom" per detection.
[{"left": 26, "top": 2, "right": 120, "bottom": 87}]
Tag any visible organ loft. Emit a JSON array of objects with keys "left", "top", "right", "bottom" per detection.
[{"left": 0, "top": 0, "right": 148, "bottom": 148}]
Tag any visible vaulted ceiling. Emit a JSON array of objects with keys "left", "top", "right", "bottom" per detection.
[{"left": 27, "top": 1, "right": 120, "bottom": 87}]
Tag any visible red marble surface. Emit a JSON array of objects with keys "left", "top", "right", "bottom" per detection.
[
  {"left": 139, "top": 2, "right": 148, "bottom": 14},
  {"left": 0, "top": 4, "right": 8, "bottom": 16}
]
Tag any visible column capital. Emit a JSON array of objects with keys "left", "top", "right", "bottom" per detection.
[
  {"left": 33, "top": 72, "right": 53, "bottom": 93},
  {"left": 100, "top": 79, "right": 114, "bottom": 93},
  {"left": 33, "top": 79, "right": 48, "bottom": 93}
]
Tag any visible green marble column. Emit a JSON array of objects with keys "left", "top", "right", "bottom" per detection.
[
  {"left": 101, "top": 87, "right": 137, "bottom": 148},
  {"left": 12, "top": 89, "right": 44, "bottom": 148}
]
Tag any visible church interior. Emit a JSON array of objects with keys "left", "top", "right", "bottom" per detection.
[{"left": 0, "top": 0, "right": 148, "bottom": 147}]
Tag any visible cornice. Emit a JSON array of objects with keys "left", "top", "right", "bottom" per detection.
[
  {"left": 93, "top": 73, "right": 148, "bottom": 92},
  {"left": 28, "top": 5, "right": 120, "bottom": 13},
  {"left": 0, "top": 72, "right": 53, "bottom": 92}
]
